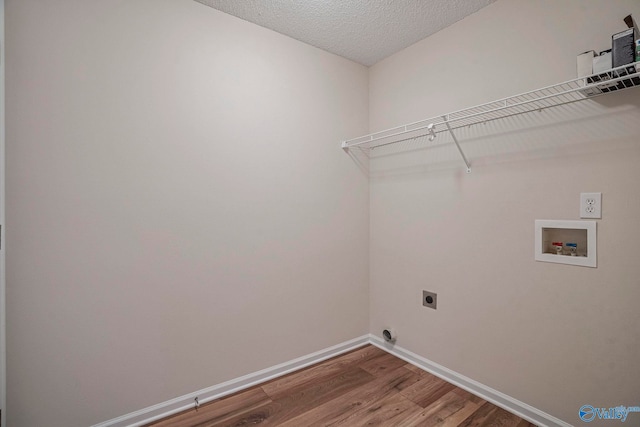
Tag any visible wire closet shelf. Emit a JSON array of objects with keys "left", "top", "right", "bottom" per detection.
[{"left": 341, "top": 62, "right": 640, "bottom": 172}]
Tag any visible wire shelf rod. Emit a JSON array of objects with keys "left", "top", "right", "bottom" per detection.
[
  {"left": 443, "top": 116, "right": 471, "bottom": 173},
  {"left": 343, "top": 62, "right": 639, "bottom": 150}
]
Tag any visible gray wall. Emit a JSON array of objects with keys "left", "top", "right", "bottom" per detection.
[
  {"left": 6, "top": 0, "right": 640, "bottom": 426},
  {"left": 5, "top": 1, "right": 369, "bottom": 425},
  {"left": 369, "top": 1, "right": 640, "bottom": 425}
]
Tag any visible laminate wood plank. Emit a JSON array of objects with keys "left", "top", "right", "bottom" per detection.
[
  {"left": 405, "top": 362, "right": 431, "bottom": 375},
  {"left": 401, "top": 389, "right": 481, "bottom": 427},
  {"left": 457, "top": 401, "right": 499, "bottom": 427},
  {"left": 260, "top": 345, "right": 385, "bottom": 398},
  {"left": 148, "top": 346, "right": 540, "bottom": 427},
  {"left": 391, "top": 365, "right": 427, "bottom": 392},
  {"left": 208, "top": 367, "right": 375, "bottom": 426},
  {"left": 452, "top": 387, "right": 487, "bottom": 405},
  {"left": 208, "top": 402, "right": 275, "bottom": 426},
  {"left": 481, "top": 406, "right": 537, "bottom": 427},
  {"left": 457, "top": 401, "right": 539, "bottom": 427},
  {"left": 279, "top": 365, "right": 421, "bottom": 427},
  {"left": 400, "top": 371, "right": 457, "bottom": 408},
  {"left": 146, "top": 387, "right": 271, "bottom": 427},
  {"left": 358, "top": 351, "right": 410, "bottom": 376},
  {"left": 434, "top": 400, "right": 482, "bottom": 427},
  {"left": 330, "top": 391, "right": 424, "bottom": 426}
]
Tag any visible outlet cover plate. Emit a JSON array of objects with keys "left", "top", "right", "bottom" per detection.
[
  {"left": 580, "top": 192, "right": 601, "bottom": 219},
  {"left": 422, "top": 291, "right": 437, "bottom": 310}
]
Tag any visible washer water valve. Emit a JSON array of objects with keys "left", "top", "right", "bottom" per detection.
[{"left": 552, "top": 242, "right": 563, "bottom": 255}]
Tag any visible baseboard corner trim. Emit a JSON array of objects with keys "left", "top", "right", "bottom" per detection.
[
  {"left": 94, "top": 334, "right": 571, "bottom": 427},
  {"left": 368, "top": 334, "right": 572, "bottom": 427},
  {"left": 92, "top": 335, "right": 370, "bottom": 427}
]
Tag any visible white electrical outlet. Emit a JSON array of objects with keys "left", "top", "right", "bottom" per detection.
[{"left": 580, "top": 192, "right": 601, "bottom": 218}]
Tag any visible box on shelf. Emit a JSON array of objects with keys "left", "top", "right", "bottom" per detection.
[
  {"left": 612, "top": 28, "right": 639, "bottom": 87},
  {"left": 577, "top": 51, "right": 601, "bottom": 97},
  {"left": 624, "top": 14, "right": 639, "bottom": 35},
  {"left": 589, "top": 50, "right": 617, "bottom": 92},
  {"left": 577, "top": 50, "right": 595, "bottom": 77},
  {"left": 613, "top": 28, "right": 635, "bottom": 68},
  {"left": 622, "top": 14, "right": 640, "bottom": 73},
  {"left": 576, "top": 14, "right": 640, "bottom": 96},
  {"left": 593, "top": 50, "right": 612, "bottom": 73}
]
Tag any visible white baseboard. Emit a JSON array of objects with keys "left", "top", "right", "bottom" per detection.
[
  {"left": 94, "top": 334, "right": 571, "bottom": 427},
  {"left": 91, "top": 335, "right": 370, "bottom": 427},
  {"left": 368, "top": 334, "right": 572, "bottom": 427}
]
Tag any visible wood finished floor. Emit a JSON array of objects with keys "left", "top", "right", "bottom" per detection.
[{"left": 147, "top": 345, "right": 537, "bottom": 427}]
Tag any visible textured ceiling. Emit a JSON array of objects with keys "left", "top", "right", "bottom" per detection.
[{"left": 194, "top": 0, "right": 496, "bottom": 66}]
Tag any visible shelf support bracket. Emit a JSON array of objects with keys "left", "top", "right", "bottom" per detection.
[{"left": 442, "top": 116, "right": 471, "bottom": 173}]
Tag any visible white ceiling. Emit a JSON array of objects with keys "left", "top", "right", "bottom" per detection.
[{"left": 194, "top": 0, "right": 496, "bottom": 66}]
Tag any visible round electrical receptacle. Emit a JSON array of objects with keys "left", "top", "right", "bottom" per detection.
[{"left": 382, "top": 328, "right": 396, "bottom": 343}]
